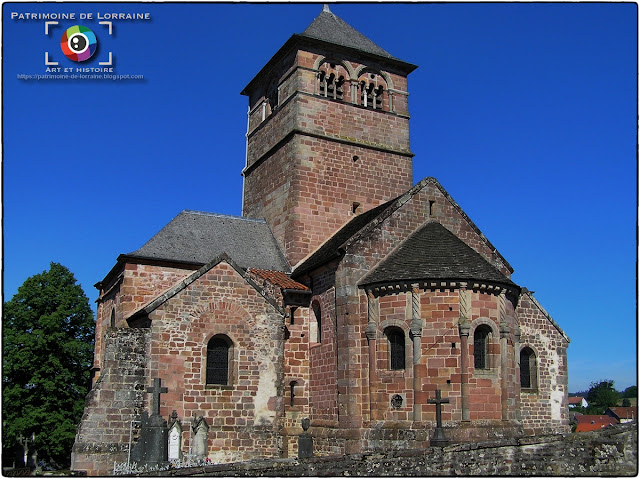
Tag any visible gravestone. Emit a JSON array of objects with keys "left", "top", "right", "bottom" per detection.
[
  {"left": 192, "top": 416, "right": 209, "bottom": 460},
  {"left": 130, "top": 378, "right": 169, "bottom": 468},
  {"left": 167, "top": 411, "right": 182, "bottom": 461},
  {"left": 427, "top": 389, "right": 450, "bottom": 447},
  {"left": 298, "top": 418, "right": 313, "bottom": 458}
]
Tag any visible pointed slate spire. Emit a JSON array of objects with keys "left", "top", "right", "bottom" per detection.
[{"left": 301, "top": 5, "right": 396, "bottom": 59}]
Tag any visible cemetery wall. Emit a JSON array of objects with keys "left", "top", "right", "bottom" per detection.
[{"left": 143, "top": 423, "right": 637, "bottom": 477}]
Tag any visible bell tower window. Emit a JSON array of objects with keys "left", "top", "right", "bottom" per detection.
[
  {"left": 358, "top": 72, "right": 386, "bottom": 110},
  {"left": 317, "top": 62, "right": 347, "bottom": 101}
]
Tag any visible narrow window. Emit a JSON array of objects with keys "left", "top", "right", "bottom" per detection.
[
  {"left": 206, "top": 336, "right": 231, "bottom": 385},
  {"left": 110, "top": 308, "right": 116, "bottom": 328},
  {"left": 312, "top": 302, "right": 322, "bottom": 343},
  {"left": 318, "top": 71, "right": 327, "bottom": 97},
  {"left": 473, "top": 325, "right": 492, "bottom": 370},
  {"left": 289, "top": 381, "right": 297, "bottom": 406},
  {"left": 385, "top": 328, "right": 405, "bottom": 370},
  {"left": 520, "top": 347, "right": 537, "bottom": 389}
]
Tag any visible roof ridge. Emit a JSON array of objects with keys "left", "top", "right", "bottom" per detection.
[
  {"left": 126, "top": 253, "right": 284, "bottom": 323},
  {"left": 520, "top": 288, "right": 570, "bottom": 343},
  {"left": 181, "top": 210, "right": 267, "bottom": 223}
]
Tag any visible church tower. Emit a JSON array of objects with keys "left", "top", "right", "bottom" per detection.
[{"left": 241, "top": 6, "right": 417, "bottom": 267}]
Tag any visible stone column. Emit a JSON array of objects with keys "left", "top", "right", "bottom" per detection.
[
  {"left": 499, "top": 292, "right": 509, "bottom": 421},
  {"left": 410, "top": 286, "right": 423, "bottom": 422},
  {"left": 458, "top": 285, "right": 471, "bottom": 421},
  {"left": 366, "top": 291, "right": 379, "bottom": 422}
]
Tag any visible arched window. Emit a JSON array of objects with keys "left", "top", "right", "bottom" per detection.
[
  {"left": 317, "top": 62, "right": 348, "bottom": 101},
  {"left": 110, "top": 308, "right": 116, "bottom": 328},
  {"left": 311, "top": 302, "right": 322, "bottom": 343},
  {"left": 520, "top": 347, "right": 537, "bottom": 390},
  {"left": 358, "top": 72, "right": 386, "bottom": 110},
  {"left": 473, "top": 325, "right": 492, "bottom": 370},
  {"left": 267, "top": 78, "right": 279, "bottom": 114},
  {"left": 206, "top": 335, "right": 232, "bottom": 385},
  {"left": 385, "top": 327, "right": 405, "bottom": 370}
]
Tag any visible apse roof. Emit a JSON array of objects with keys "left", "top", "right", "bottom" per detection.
[
  {"left": 359, "top": 221, "right": 517, "bottom": 287},
  {"left": 125, "top": 210, "right": 289, "bottom": 272}
]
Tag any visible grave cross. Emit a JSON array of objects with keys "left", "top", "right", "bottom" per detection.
[
  {"left": 146, "top": 378, "right": 168, "bottom": 417},
  {"left": 427, "top": 389, "right": 450, "bottom": 446},
  {"left": 427, "top": 389, "right": 449, "bottom": 429}
]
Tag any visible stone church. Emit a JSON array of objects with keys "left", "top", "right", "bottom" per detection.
[{"left": 72, "top": 6, "right": 570, "bottom": 475}]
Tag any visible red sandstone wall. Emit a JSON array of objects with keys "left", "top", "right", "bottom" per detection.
[
  {"left": 307, "top": 269, "right": 339, "bottom": 424},
  {"left": 243, "top": 45, "right": 413, "bottom": 267},
  {"left": 145, "top": 261, "right": 286, "bottom": 464}
]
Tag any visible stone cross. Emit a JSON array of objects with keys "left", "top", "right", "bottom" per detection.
[
  {"left": 427, "top": 389, "right": 450, "bottom": 446},
  {"left": 147, "top": 378, "right": 168, "bottom": 417}
]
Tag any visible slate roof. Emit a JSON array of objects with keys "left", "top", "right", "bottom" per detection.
[
  {"left": 359, "top": 221, "right": 517, "bottom": 288},
  {"left": 300, "top": 5, "right": 396, "bottom": 60},
  {"left": 293, "top": 198, "right": 397, "bottom": 277},
  {"left": 242, "top": 6, "right": 416, "bottom": 96},
  {"left": 125, "top": 210, "right": 289, "bottom": 272}
]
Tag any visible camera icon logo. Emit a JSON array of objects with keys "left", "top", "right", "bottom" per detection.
[{"left": 60, "top": 25, "right": 97, "bottom": 62}]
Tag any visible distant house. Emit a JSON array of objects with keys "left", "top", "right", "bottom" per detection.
[
  {"left": 568, "top": 396, "right": 588, "bottom": 408},
  {"left": 574, "top": 414, "right": 618, "bottom": 433},
  {"left": 605, "top": 407, "right": 637, "bottom": 423}
]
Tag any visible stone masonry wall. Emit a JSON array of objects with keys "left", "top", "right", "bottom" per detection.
[
  {"left": 71, "top": 328, "right": 151, "bottom": 476},
  {"left": 517, "top": 291, "right": 570, "bottom": 435},
  {"left": 93, "top": 263, "right": 194, "bottom": 382},
  {"left": 145, "top": 261, "right": 286, "bottom": 465},
  {"left": 243, "top": 43, "right": 413, "bottom": 267},
  {"left": 146, "top": 423, "right": 638, "bottom": 477}
]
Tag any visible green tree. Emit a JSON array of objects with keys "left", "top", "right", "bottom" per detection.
[
  {"left": 586, "top": 379, "right": 621, "bottom": 414},
  {"left": 622, "top": 386, "right": 637, "bottom": 398},
  {"left": 2, "top": 263, "right": 94, "bottom": 468}
]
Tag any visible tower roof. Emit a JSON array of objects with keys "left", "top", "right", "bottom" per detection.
[
  {"left": 241, "top": 5, "right": 416, "bottom": 96},
  {"left": 300, "top": 5, "right": 396, "bottom": 60}
]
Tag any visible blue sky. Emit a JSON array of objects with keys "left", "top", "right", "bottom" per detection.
[{"left": 2, "top": 3, "right": 637, "bottom": 392}]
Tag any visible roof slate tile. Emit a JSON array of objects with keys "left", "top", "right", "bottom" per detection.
[{"left": 126, "top": 210, "right": 289, "bottom": 272}]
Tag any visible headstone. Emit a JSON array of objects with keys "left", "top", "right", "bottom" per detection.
[
  {"left": 192, "top": 416, "right": 209, "bottom": 460},
  {"left": 298, "top": 418, "right": 313, "bottom": 458},
  {"left": 167, "top": 411, "right": 182, "bottom": 461},
  {"left": 14, "top": 436, "right": 26, "bottom": 468},
  {"left": 427, "top": 389, "right": 450, "bottom": 447},
  {"left": 130, "top": 378, "right": 170, "bottom": 468}
]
